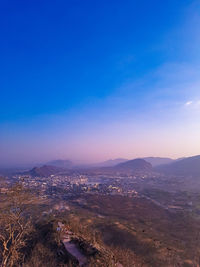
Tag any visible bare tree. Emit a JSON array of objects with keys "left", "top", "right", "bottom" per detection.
[{"left": 0, "top": 183, "right": 34, "bottom": 267}]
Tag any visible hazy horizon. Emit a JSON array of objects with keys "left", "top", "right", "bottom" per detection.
[
  {"left": 0, "top": 153, "right": 197, "bottom": 169},
  {"left": 1, "top": 0, "right": 200, "bottom": 167}
]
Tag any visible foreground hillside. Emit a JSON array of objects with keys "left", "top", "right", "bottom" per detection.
[{"left": 69, "top": 193, "right": 200, "bottom": 266}]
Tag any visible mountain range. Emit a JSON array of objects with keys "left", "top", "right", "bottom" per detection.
[
  {"left": 155, "top": 155, "right": 200, "bottom": 176},
  {"left": 24, "top": 155, "right": 200, "bottom": 177},
  {"left": 27, "top": 158, "right": 152, "bottom": 177},
  {"left": 44, "top": 157, "right": 174, "bottom": 169}
]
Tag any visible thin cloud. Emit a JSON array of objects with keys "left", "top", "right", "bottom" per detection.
[
  {"left": 185, "top": 101, "right": 193, "bottom": 106},
  {"left": 184, "top": 100, "right": 200, "bottom": 109}
]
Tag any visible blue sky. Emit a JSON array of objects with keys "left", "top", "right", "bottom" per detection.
[{"left": 0, "top": 0, "right": 200, "bottom": 166}]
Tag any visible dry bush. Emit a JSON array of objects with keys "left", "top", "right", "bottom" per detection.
[
  {"left": 0, "top": 184, "right": 34, "bottom": 267},
  {"left": 23, "top": 243, "right": 58, "bottom": 267}
]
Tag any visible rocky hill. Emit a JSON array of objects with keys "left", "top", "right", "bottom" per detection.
[
  {"left": 29, "top": 165, "right": 65, "bottom": 177},
  {"left": 115, "top": 158, "right": 152, "bottom": 172}
]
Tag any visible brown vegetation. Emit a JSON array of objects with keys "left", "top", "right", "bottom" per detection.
[{"left": 0, "top": 184, "right": 34, "bottom": 267}]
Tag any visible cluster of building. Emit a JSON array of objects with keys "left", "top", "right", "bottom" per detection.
[
  {"left": 9, "top": 173, "right": 140, "bottom": 200},
  {"left": 1, "top": 172, "right": 198, "bottom": 216}
]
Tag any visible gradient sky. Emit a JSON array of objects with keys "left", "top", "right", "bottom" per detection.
[{"left": 1, "top": 0, "right": 200, "bottom": 167}]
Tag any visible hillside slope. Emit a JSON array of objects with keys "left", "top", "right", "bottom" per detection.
[
  {"left": 143, "top": 157, "right": 174, "bottom": 167},
  {"left": 155, "top": 155, "right": 200, "bottom": 176}
]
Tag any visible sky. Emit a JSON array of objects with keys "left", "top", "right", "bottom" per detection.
[{"left": 0, "top": 0, "right": 200, "bottom": 167}]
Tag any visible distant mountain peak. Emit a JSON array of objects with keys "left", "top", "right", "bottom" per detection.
[{"left": 115, "top": 158, "right": 152, "bottom": 172}]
